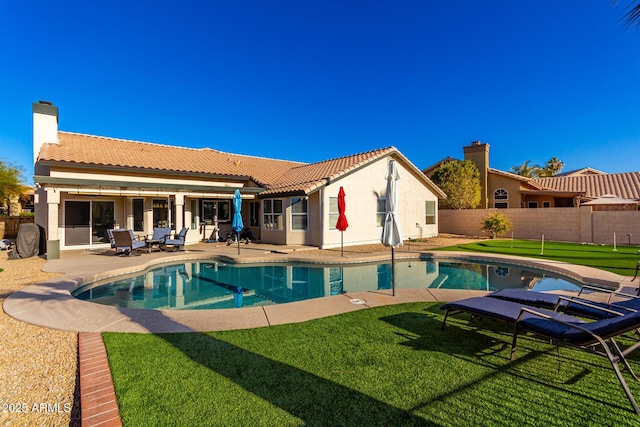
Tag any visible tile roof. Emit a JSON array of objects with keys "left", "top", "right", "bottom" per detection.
[
  {"left": 554, "top": 167, "right": 606, "bottom": 177},
  {"left": 261, "top": 147, "right": 398, "bottom": 196},
  {"left": 39, "top": 132, "right": 304, "bottom": 187},
  {"left": 534, "top": 172, "right": 640, "bottom": 199},
  {"left": 38, "top": 133, "right": 445, "bottom": 198},
  {"left": 262, "top": 146, "right": 446, "bottom": 197}
]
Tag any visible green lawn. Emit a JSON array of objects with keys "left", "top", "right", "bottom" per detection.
[
  {"left": 103, "top": 240, "right": 640, "bottom": 425},
  {"left": 104, "top": 302, "right": 640, "bottom": 426},
  {"left": 434, "top": 238, "right": 640, "bottom": 276}
]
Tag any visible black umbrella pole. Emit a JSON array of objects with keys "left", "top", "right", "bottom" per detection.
[{"left": 237, "top": 231, "right": 240, "bottom": 255}]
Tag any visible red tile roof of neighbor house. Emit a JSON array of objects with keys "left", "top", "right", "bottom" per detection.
[
  {"left": 534, "top": 172, "right": 640, "bottom": 199},
  {"left": 38, "top": 132, "right": 445, "bottom": 198}
]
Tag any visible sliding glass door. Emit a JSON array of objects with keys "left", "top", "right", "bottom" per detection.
[{"left": 64, "top": 200, "right": 115, "bottom": 247}]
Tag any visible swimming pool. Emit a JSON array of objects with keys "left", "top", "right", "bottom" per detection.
[{"left": 72, "top": 258, "right": 585, "bottom": 310}]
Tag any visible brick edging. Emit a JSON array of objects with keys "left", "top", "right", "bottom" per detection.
[{"left": 78, "top": 332, "right": 123, "bottom": 427}]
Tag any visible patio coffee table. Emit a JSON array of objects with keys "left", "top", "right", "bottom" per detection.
[{"left": 145, "top": 239, "right": 161, "bottom": 253}]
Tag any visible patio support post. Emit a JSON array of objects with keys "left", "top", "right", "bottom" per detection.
[
  {"left": 45, "top": 188, "right": 60, "bottom": 259},
  {"left": 174, "top": 193, "right": 185, "bottom": 232}
]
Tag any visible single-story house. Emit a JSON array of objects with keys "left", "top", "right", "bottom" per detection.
[{"left": 32, "top": 101, "right": 445, "bottom": 256}]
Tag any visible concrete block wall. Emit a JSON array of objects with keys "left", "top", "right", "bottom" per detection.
[{"left": 439, "top": 207, "right": 640, "bottom": 244}]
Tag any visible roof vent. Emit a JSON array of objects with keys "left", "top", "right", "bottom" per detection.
[{"left": 38, "top": 100, "right": 53, "bottom": 106}]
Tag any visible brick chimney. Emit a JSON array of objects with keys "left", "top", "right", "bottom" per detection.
[
  {"left": 32, "top": 101, "right": 58, "bottom": 165},
  {"left": 463, "top": 141, "right": 489, "bottom": 208}
]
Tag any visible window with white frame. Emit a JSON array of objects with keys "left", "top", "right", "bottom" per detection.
[
  {"left": 425, "top": 200, "right": 436, "bottom": 225},
  {"left": 290, "top": 197, "right": 308, "bottom": 231},
  {"left": 494, "top": 188, "right": 508, "bottom": 200},
  {"left": 263, "top": 199, "right": 283, "bottom": 230},
  {"left": 329, "top": 197, "right": 338, "bottom": 230},
  {"left": 493, "top": 188, "right": 508, "bottom": 209},
  {"left": 202, "top": 200, "right": 230, "bottom": 223},
  {"left": 132, "top": 199, "right": 144, "bottom": 232},
  {"left": 528, "top": 201, "right": 538, "bottom": 208},
  {"left": 250, "top": 202, "right": 260, "bottom": 227},
  {"left": 376, "top": 198, "right": 386, "bottom": 227}
]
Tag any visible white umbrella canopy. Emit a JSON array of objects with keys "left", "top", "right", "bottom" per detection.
[
  {"left": 381, "top": 160, "right": 404, "bottom": 248},
  {"left": 381, "top": 159, "right": 404, "bottom": 296}
]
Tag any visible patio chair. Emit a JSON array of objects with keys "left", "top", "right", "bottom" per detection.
[
  {"left": 488, "top": 287, "right": 640, "bottom": 320},
  {"left": 511, "top": 306, "right": 640, "bottom": 415},
  {"left": 111, "top": 229, "right": 146, "bottom": 256},
  {"left": 148, "top": 227, "right": 171, "bottom": 243},
  {"left": 107, "top": 229, "right": 116, "bottom": 249},
  {"left": 146, "top": 227, "right": 171, "bottom": 252},
  {"left": 160, "top": 227, "right": 188, "bottom": 251}
]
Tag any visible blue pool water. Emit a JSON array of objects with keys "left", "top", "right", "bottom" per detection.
[{"left": 72, "top": 258, "right": 585, "bottom": 310}]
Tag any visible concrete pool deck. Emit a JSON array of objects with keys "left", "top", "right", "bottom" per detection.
[{"left": 3, "top": 241, "right": 635, "bottom": 334}]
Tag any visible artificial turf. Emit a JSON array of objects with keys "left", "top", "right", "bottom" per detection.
[
  {"left": 103, "top": 302, "right": 640, "bottom": 426},
  {"left": 434, "top": 239, "right": 640, "bottom": 276}
]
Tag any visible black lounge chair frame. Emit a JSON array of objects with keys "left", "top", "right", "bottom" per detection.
[
  {"left": 441, "top": 296, "right": 640, "bottom": 415},
  {"left": 512, "top": 307, "right": 640, "bottom": 415}
]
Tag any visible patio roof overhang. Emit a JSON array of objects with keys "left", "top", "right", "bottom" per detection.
[{"left": 33, "top": 175, "right": 264, "bottom": 198}]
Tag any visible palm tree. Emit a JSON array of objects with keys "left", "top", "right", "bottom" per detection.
[
  {"left": 510, "top": 160, "right": 539, "bottom": 178},
  {"left": 538, "top": 157, "right": 564, "bottom": 177}
]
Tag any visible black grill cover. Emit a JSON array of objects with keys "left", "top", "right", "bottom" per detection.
[{"left": 8, "top": 223, "right": 42, "bottom": 260}]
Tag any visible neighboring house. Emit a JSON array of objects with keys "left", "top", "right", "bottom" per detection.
[
  {"left": 534, "top": 171, "right": 640, "bottom": 205},
  {"left": 423, "top": 141, "right": 583, "bottom": 209},
  {"left": 33, "top": 101, "right": 445, "bottom": 255}
]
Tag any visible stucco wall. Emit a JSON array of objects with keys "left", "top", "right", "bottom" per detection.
[
  {"left": 439, "top": 207, "right": 640, "bottom": 245},
  {"left": 318, "top": 156, "right": 440, "bottom": 249}
]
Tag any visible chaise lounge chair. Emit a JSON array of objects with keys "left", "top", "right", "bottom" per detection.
[
  {"left": 511, "top": 306, "right": 640, "bottom": 415},
  {"left": 488, "top": 287, "right": 640, "bottom": 320},
  {"left": 111, "top": 229, "right": 146, "bottom": 256},
  {"left": 440, "top": 296, "right": 640, "bottom": 415},
  {"left": 160, "top": 227, "right": 188, "bottom": 251}
]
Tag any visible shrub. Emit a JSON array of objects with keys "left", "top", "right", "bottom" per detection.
[{"left": 481, "top": 212, "right": 512, "bottom": 239}]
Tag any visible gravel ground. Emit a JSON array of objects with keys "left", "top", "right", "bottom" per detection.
[
  {"left": 0, "top": 252, "right": 80, "bottom": 427},
  {"left": 0, "top": 233, "right": 479, "bottom": 427}
]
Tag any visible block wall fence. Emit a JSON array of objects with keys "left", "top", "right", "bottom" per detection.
[{"left": 438, "top": 207, "right": 640, "bottom": 245}]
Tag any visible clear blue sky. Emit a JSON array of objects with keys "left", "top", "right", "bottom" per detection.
[{"left": 1, "top": 1, "right": 639, "bottom": 183}]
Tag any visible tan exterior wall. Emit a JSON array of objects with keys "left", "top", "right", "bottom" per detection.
[
  {"left": 487, "top": 174, "right": 523, "bottom": 208},
  {"left": 439, "top": 207, "right": 640, "bottom": 245}
]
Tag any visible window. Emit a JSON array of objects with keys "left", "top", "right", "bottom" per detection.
[
  {"left": 153, "top": 199, "right": 170, "bottom": 228},
  {"left": 543, "top": 201, "right": 551, "bottom": 208},
  {"left": 528, "top": 201, "right": 539, "bottom": 208},
  {"left": 494, "top": 188, "right": 508, "bottom": 200},
  {"left": 202, "top": 200, "right": 230, "bottom": 223},
  {"left": 263, "top": 199, "right": 283, "bottom": 230},
  {"left": 376, "top": 198, "right": 386, "bottom": 227},
  {"left": 425, "top": 200, "right": 436, "bottom": 225},
  {"left": 190, "top": 200, "right": 198, "bottom": 230},
  {"left": 132, "top": 199, "right": 144, "bottom": 232},
  {"left": 494, "top": 202, "right": 508, "bottom": 209},
  {"left": 329, "top": 197, "right": 338, "bottom": 230},
  {"left": 290, "top": 197, "right": 308, "bottom": 231},
  {"left": 250, "top": 202, "right": 260, "bottom": 227}
]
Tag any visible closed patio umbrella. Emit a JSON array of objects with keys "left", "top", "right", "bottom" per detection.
[
  {"left": 232, "top": 189, "right": 243, "bottom": 255},
  {"left": 381, "top": 159, "right": 403, "bottom": 296},
  {"left": 336, "top": 186, "right": 349, "bottom": 257}
]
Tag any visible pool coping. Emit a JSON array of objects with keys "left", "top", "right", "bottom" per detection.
[{"left": 3, "top": 247, "right": 632, "bottom": 334}]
